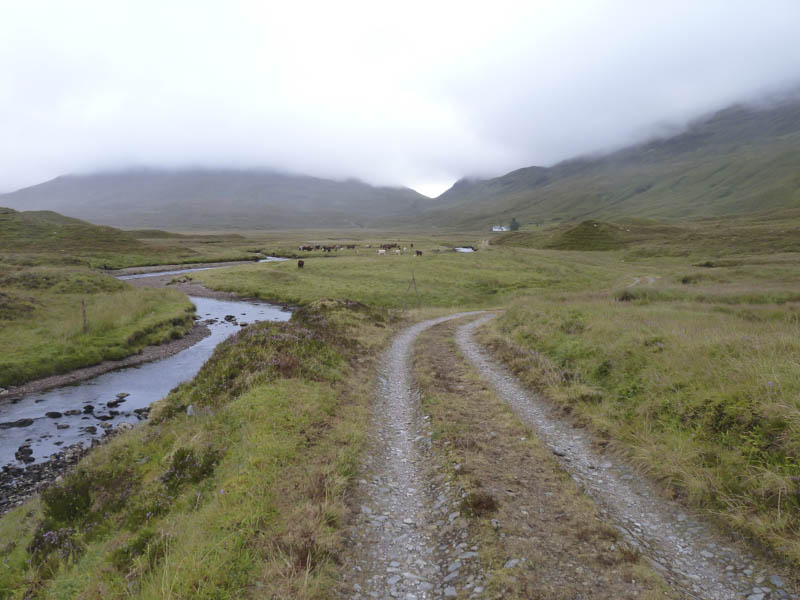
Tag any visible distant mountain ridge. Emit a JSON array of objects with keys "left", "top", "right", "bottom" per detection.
[
  {"left": 421, "top": 95, "right": 800, "bottom": 229},
  {"left": 3, "top": 96, "right": 800, "bottom": 231},
  {"left": 0, "top": 169, "right": 434, "bottom": 230}
]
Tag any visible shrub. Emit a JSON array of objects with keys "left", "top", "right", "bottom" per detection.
[
  {"left": 161, "top": 446, "right": 221, "bottom": 492},
  {"left": 41, "top": 470, "right": 93, "bottom": 525},
  {"left": 461, "top": 491, "right": 499, "bottom": 516},
  {"left": 28, "top": 526, "right": 81, "bottom": 568}
]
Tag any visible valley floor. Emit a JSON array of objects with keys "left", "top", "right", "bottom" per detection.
[{"left": 2, "top": 225, "right": 800, "bottom": 598}]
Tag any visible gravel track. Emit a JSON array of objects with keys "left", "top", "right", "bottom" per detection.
[
  {"left": 456, "top": 314, "right": 797, "bottom": 600},
  {"left": 339, "top": 312, "right": 489, "bottom": 600}
]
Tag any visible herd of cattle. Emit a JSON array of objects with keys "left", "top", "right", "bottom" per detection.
[
  {"left": 297, "top": 243, "right": 422, "bottom": 256},
  {"left": 295, "top": 242, "right": 425, "bottom": 267},
  {"left": 298, "top": 244, "right": 358, "bottom": 252}
]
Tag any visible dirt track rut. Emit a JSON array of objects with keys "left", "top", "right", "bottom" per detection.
[
  {"left": 338, "top": 312, "right": 489, "bottom": 599},
  {"left": 455, "top": 314, "right": 798, "bottom": 600}
]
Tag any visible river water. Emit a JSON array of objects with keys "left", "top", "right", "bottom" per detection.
[
  {"left": 0, "top": 295, "right": 290, "bottom": 467},
  {"left": 117, "top": 256, "right": 288, "bottom": 280}
]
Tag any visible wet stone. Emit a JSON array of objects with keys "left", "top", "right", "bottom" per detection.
[{"left": 0, "top": 418, "right": 34, "bottom": 429}]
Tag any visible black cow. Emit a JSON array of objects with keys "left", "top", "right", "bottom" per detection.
[{"left": 298, "top": 260, "right": 305, "bottom": 269}]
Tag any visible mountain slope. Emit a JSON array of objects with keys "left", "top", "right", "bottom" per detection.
[
  {"left": 424, "top": 96, "right": 800, "bottom": 228},
  {"left": 0, "top": 170, "right": 433, "bottom": 230}
]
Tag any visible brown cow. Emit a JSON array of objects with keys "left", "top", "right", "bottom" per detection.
[
  {"left": 297, "top": 259, "right": 304, "bottom": 268},
  {"left": 415, "top": 250, "right": 423, "bottom": 256}
]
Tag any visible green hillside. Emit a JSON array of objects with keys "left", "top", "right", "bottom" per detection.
[
  {"left": 0, "top": 207, "right": 263, "bottom": 268},
  {"left": 423, "top": 97, "right": 800, "bottom": 229},
  {"left": 0, "top": 207, "right": 146, "bottom": 254}
]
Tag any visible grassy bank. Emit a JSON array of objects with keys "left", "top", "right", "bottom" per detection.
[
  {"left": 0, "top": 299, "right": 394, "bottom": 599},
  {"left": 479, "top": 280, "right": 800, "bottom": 564},
  {"left": 0, "top": 267, "right": 194, "bottom": 387}
]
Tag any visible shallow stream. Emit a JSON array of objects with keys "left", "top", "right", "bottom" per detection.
[{"left": 0, "top": 296, "right": 290, "bottom": 467}]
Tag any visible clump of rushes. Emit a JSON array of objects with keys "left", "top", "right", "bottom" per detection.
[{"left": 1, "top": 298, "right": 392, "bottom": 598}]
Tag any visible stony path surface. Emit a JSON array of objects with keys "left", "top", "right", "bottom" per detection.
[
  {"left": 456, "top": 314, "right": 798, "bottom": 600},
  {"left": 339, "top": 313, "right": 490, "bottom": 600}
]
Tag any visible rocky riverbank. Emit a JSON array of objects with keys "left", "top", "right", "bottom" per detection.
[{"left": 0, "top": 415, "right": 146, "bottom": 516}]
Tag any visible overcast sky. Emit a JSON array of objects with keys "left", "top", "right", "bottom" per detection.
[{"left": 1, "top": 1, "right": 799, "bottom": 197}]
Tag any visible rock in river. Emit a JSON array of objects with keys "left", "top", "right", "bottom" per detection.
[
  {"left": 0, "top": 418, "right": 34, "bottom": 429},
  {"left": 15, "top": 445, "right": 34, "bottom": 463},
  {"left": 45, "top": 411, "right": 63, "bottom": 418}
]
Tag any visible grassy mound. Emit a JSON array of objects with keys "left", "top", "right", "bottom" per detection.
[
  {"left": 0, "top": 208, "right": 146, "bottom": 254},
  {"left": 544, "top": 220, "right": 629, "bottom": 251},
  {"left": 493, "top": 212, "right": 800, "bottom": 257},
  {"left": 0, "top": 207, "right": 258, "bottom": 269}
]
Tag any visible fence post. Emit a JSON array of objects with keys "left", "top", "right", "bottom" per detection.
[
  {"left": 82, "top": 298, "right": 88, "bottom": 334},
  {"left": 411, "top": 271, "right": 420, "bottom": 307}
]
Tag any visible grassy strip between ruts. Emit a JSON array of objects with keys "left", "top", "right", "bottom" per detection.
[
  {"left": 0, "top": 299, "right": 396, "bottom": 599},
  {"left": 478, "top": 295, "right": 800, "bottom": 568},
  {"left": 0, "top": 267, "right": 195, "bottom": 387},
  {"left": 412, "top": 319, "right": 674, "bottom": 600}
]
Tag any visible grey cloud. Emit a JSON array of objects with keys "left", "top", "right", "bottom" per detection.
[{"left": 1, "top": 0, "right": 799, "bottom": 196}]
